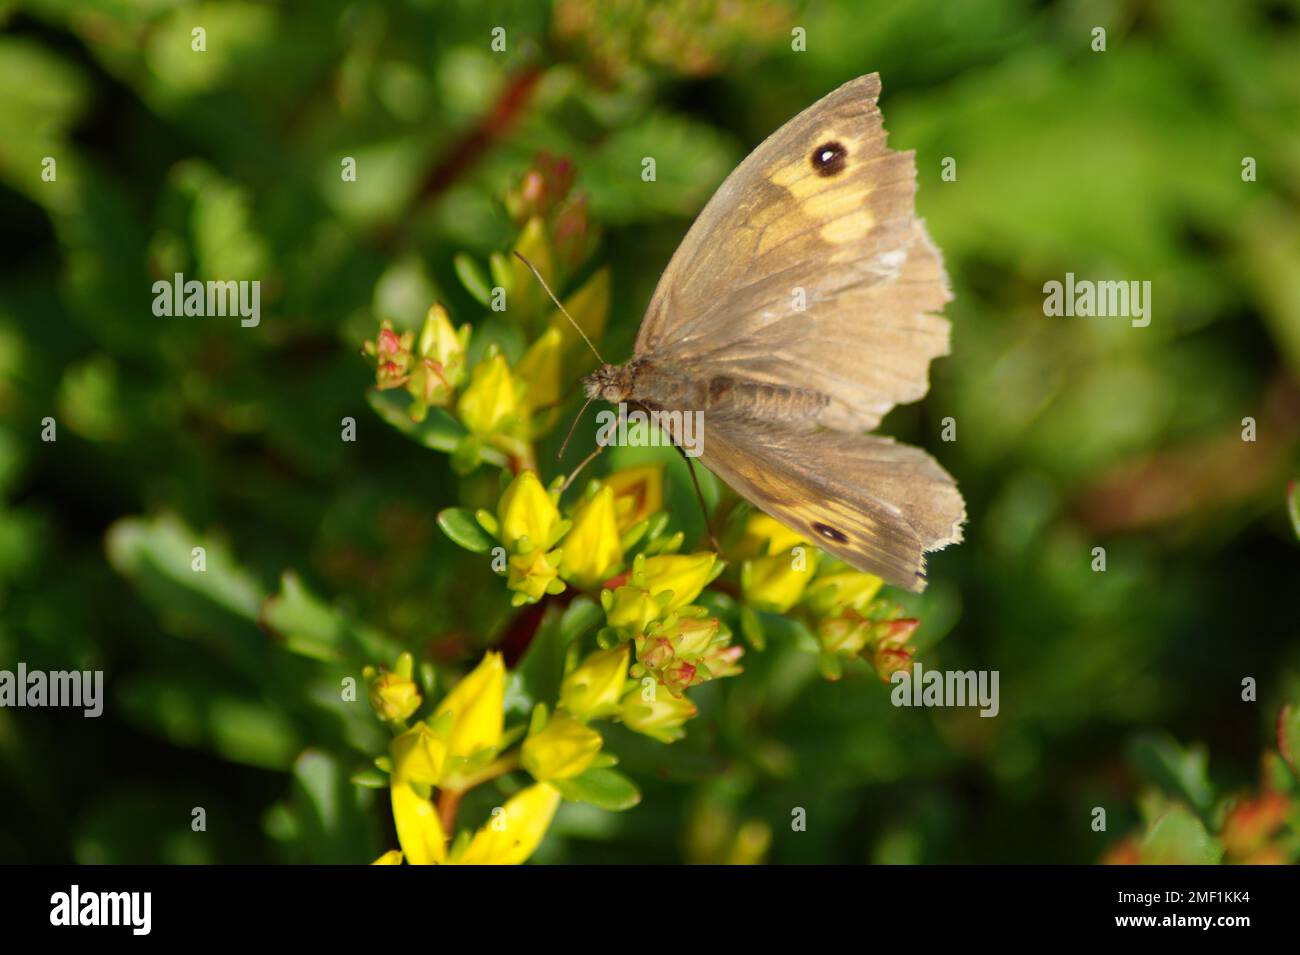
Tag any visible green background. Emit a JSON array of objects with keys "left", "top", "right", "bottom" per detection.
[{"left": 1, "top": 0, "right": 1298, "bottom": 863}]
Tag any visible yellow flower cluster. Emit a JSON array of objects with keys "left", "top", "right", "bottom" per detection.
[
  {"left": 472, "top": 465, "right": 743, "bottom": 737},
  {"left": 734, "top": 512, "right": 919, "bottom": 681},
  {"left": 364, "top": 154, "right": 608, "bottom": 475},
  {"left": 363, "top": 304, "right": 471, "bottom": 422},
  {"left": 371, "top": 652, "right": 567, "bottom": 865}
]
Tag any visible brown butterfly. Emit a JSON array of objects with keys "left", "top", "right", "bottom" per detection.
[{"left": 568, "top": 74, "right": 963, "bottom": 591}]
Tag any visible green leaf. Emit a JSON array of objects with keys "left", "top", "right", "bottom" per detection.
[
  {"left": 551, "top": 767, "right": 641, "bottom": 811},
  {"left": 272, "top": 750, "right": 380, "bottom": 864},
  {"left": 1288, "top": 480, "right": 1300, "bottom": 541},
  {"left": 437, "top": 507, "right": 496, "bottom": 553},
  {"left": 261, "top": 571, "right": 399, "bottom": 663},
  {"left": 1139, "top": 806, "right": 1223, "bottom": 864},
  {"left": 739, "top": 604, "right": 766, "bottom": 650},
  {"left": 350, "top": 768, "right": 389, "bottom": 789},
  {"left": 1279, "top": 703, "right": 1300, "bottom": 778},
  {"left": 1128, "top": 733, "right": 1216, "bottom": 820},
  {"left": 366, "top": 390, "right": 508, "bottom": 468},
  {"left": 453, "top": 252, "right": 493, "bottom": 307}
]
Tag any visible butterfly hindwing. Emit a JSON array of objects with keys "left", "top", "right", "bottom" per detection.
[{"left": 699, "top": 416, "right": 965, "bottom": 592}]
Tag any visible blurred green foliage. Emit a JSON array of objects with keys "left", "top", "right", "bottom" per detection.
[{"left": 1, "top": 0, "right": 1298, "bottom": 863}]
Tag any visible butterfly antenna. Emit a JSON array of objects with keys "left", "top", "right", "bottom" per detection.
[{"left": 512, "top": 250, "right": 605, "bottom": 365}]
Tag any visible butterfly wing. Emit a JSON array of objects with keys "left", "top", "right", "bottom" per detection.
[
  {"left": 700, "top": 416, "right": 964, "bottom": 592},
  {"left": 635, "top": 73, "right": 950, "bottom": 432}
]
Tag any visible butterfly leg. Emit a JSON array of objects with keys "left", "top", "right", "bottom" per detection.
[
  {"left": 559, "top": 443, "right": 605, "bottom": 493},
  {"left": 681, "top": 450, "right": 721, "bottom": 553}
]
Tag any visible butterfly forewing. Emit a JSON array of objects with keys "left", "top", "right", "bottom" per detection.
[{"left": 634, "top": 73, "right": 951, "bottom": 433}]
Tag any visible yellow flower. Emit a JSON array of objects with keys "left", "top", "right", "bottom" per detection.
[
  {"left": 602, "top": 465, "right": 664, "bottom": 532},
  {"left": 416, "top": 303, "right": 470, "bottom": 388},
  {"left": 433, "top": 651, "right": 505, "bottom": 761},
  {"left": 497, "top": 470, "right": 560, "bottom": 551},
  {"left": 522, "top": 710, "right": 603, "bottom": 781},
  {"left": 804, "top": 571, "right": 884, "bottom": 617},
  {"left": 458, "top": 352, "right": 522, "bottom": 436},
  {"left": 603, "top": 584, "right": 663, "bottom": 633},
  {"left": 640, "top": 552, "right": 720, "bottom": 613},
  {"left": 741, "top": 548, "right": 819, "bottom": 614},
  {"left": 560, "top": 485, "right": 623, "bottom": 587},
  {"left": 507, "top": 546, "right": 566, "bottom": 605},
  {"left": 515, "top": 325, "right": 565, "bottom": 411},
  {"left": 454, "top": 783, "right": 562, "bottom": 865},
  {"left": 742, "top": 512, "right": 808, "bottom": 556},
  {"left": 620, "top": 682, "right": 698, "bottom": 743},
  {"left": 370, "top": 850, "right": 404, "bottom": 865},
  {"left": 389, "top": 779, "right": 446, "bottom": 865},
  {"left": 390, "top": 722, "right": 448, "bottom": 786},
  {"left": 367, "top": 653, "right": 422, "bottom": 722},
  {"left": 389, "top": 729, "right": 448, "bottom": 865},
  {"left": 560, "top": 644, "right": 629, "bottom": 720}
]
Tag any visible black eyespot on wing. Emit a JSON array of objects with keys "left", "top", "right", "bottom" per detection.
[
  {"left": 810, "top": 141, "right": 847, "bottom": 177},
  {"left": 813, "top": 521, "right": 848, "bottom": 543}
]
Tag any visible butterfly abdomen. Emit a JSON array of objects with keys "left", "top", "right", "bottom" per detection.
[
  {"left": 704, "top": 376, "right": 828, "bottom": 423},
  {"left": 631, "top": 361, "right": 827, "bottom": 424}
]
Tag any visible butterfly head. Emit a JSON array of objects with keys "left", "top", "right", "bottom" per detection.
[{"left": 583, "top": 363, "right": 633, "bottom": 403}]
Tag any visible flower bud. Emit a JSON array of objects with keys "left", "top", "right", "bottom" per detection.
[
  {"left": 497, "top": 470, "right": 561, "bottom": 551},
  {"left": 603, "top": 584, "right": 662, "bottom": 633},
  {"left": 804, "top": 570, "right": 884, "bottom": 617},
  {"left": 416, "top": 303, "right": 469, "bottom": 388},
  {"left": 389, "top": 722, "right": 448, "bottom": 786},
  {"left": 741, "top": 549, "right": 817, "bottom": 613},
  {"left": 367, "top": 653, "right": 422, "bottom": 722},
  {"left": 640, "top": 552, "right": 720, "bottom": 613},
  {"left": 458, "top": 352, "right": 522, "bottom": 436},
  {"left": 522, "top": 710, "right": 603, "bottom": 781},
  {"left": 620, "top": 682, "right": 697, "bottom": 743},
  {"left": 560, "top": 485, "right": 623, "bottom": 587},
  {"left": 507, "top": 546, "right": 566, "bottom": 605},
  {"left": 560, "top": 644, "right": 629, "bottom": 720},
  {"left": 433, "top": 651, "right": 506, "bottom": 760}
]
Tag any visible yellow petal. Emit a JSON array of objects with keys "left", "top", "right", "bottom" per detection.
[
  {"left": 741, "top": 550, "right": 818, "bottom": 614},
  {"left": 390, "top": 722, "right": 447, "bottom": 786},
  {"left": 497, "top": 470, "right": 560, "bottom": 550},
  {"left": 456, "top": 783, "right": 562, "bottom": 865},
  {"left": 434, "top": 651, "right": 506, "bottom": 760},
  {"left": 641, "top": 552, "right": 718, "bottom": 612},
  {"left": 516, "top": 325, "right": 565, "bottom": 411},
  {"left": 560, "top": 485, "right": 623, "bottom": 587},
  {"left": 371, "top": 849, "right": 404, "bottom": 865},
  {"left": 560, "top": 644, "right": 629, "bottom": 720},
  {"left": 522, "top": 710, "right": 603, "bottom": 782},
  {"left": 458, "top": 353, "right": 520, "bottom": 435},
  {"left": 390, "top": 778, "right": 446, "bottom": 864},
  {"left": 602, "top": 465, "right": 664, "bottom": 532}
]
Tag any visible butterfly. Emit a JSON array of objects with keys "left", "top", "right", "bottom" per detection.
[{"left": 581, "top": 73, "right": 964, "bottom": 592}]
